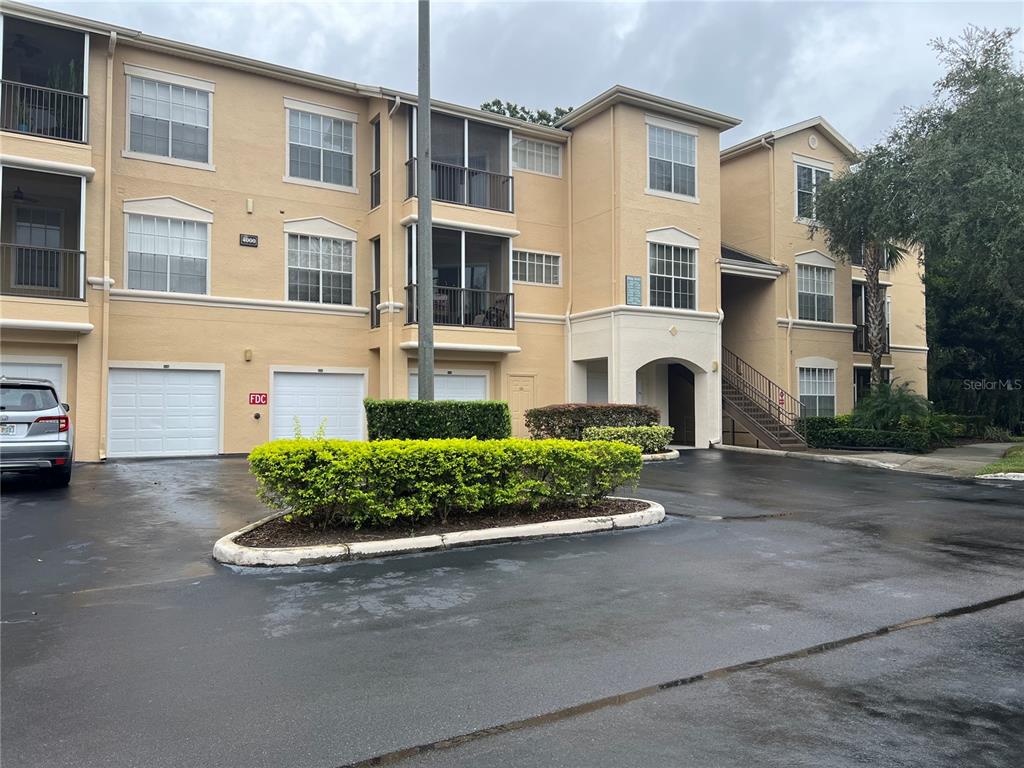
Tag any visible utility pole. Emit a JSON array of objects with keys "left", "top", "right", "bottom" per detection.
[{"left": 416, "top": 0, "right": 435, "bottom": 400}]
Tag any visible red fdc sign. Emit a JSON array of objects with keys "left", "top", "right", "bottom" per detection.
[{"left": 249, "top": 392, "right": 268, "bottom": 406}]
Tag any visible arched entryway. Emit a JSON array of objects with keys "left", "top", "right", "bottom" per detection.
[{"left": 635, "top": 358, "right": 701, "bottom": 447}]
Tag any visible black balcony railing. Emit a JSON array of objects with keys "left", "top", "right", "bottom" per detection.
[
  {"left": 370, "top": 289, "right": 381, "bottom": 328},
  {"left": 1, "top": 81, "right": 88, "bottom": 143},
  {"left": 405, "top": 284, "right": 513, "bottom": 329},
  {"left": 405, "top": 158, "right": 514, "bottom": 213},
  {"left": 1, "top": 243, "right": 85, "bottom": 300},
  {"left": 854, "top": 324, "right": 890, "bottom": 354},
  {"left": 370, "top": 169, "right": 381, "bottom": 209}
]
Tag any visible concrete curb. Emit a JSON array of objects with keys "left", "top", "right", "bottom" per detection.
[
  {"left": 642, "top": 449, "right": 680, "bottom": 462},
  {"left": 976, "top": 472, "right": 1024, "bottom": 481},
  {"left": 712, "top": 443, "right": 901, "bottom": 471},
  {"left": 212, "top": 497, "right": 666, "bottom": 567}
]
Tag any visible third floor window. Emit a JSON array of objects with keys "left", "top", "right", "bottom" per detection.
[
  {"left": 647, "top": 120, "right": 697, "bottom": 199},
  {"left": 287, "top": 107, "right": 355, "bottom": 189},
  {"left": 796, "top": 163, "right": 830, "bottom": 221},
  {"left": 128, "top": 75, "right": 211, "bottom": 165},
  {"left": 796, "top": 263, "right": 834, "bottom": 322}
]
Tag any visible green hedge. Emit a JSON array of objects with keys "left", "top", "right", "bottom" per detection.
[
  {"left": 796, "top": 415, "right": 853, "bottom": 443},
  {"left": 525, "top": 403, "right": 660, "bottom": 440},
  {"left": 364, "top": 399, "right": 511, "bottom": 440},
  {"left": 814, "top": 428, "right": 929, "bottom": 453},
  {"left": 248, "top": 438, "right": 642, "bottom": 529},
  {"left": 583, "top": 426, "right": 675, "bottom": 454}
]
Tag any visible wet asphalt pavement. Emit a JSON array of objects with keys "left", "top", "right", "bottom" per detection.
[{"left": 1, "top": 450, "right": 1022, "bottom": 767}]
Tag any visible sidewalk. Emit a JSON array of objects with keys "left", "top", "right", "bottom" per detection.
[{"left": 806, "top": 442, "right": 1018, "bottom": 479}]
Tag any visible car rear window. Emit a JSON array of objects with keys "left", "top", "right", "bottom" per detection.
[{"left": 0, "top": 385, "right": 59, "bottom": 412}]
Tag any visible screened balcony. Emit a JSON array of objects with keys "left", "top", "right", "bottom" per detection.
[
  {"left": 405, "top": 226, "right": 513, "bottom": 329},
  {"left": 1, "top": 168, "right": 85, "bottom": 300},
  {"left": 406, "top": 110, "right": 513, "bottom": 213},
  {"left": 1, "top": 16, "right": 88, "bottom": 143}
]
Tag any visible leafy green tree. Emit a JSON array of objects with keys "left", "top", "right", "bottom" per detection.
[
  {"left": 892, "top": 27, "right": 1024, "bottom": 429},
  {"left": 480, "top": 99, "right": 573, "bottom": 126},
  {"left": 810, "top": 146, "right": 914, "bottom": 388}
]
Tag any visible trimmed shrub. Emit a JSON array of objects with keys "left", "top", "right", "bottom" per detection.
[
  {"left": 796, "top": 415, "right": 853, "bottom": 444},
  {"left": 248, "top": 438, "right": 642, "bottom": 529},
  {"left": 583, "top": 426, "right": 675, "bottom": 454},
  {"left": 525, "top": 403, "right": 660, "bottom": 440},
  {"left": 814, "top": 428, "right": 929, "bottom": 453},
  {"left": 364, "top": 399, "right": 511, "bottom": 440}
]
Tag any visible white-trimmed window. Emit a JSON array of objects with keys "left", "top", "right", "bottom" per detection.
[
  {"left": 287, "top": 107, "right": 355, "bottom": 188},
  {"left": 126, "top": 214, "right": 209, "bottom": 294},
  {"left": 797, "top": 263, "right": 834, "bottom": 322},
  {"left": 512, "top": 250, "right": 561, "bottom": 286},
  {"left": 128, "top": 75, "right": 211, "bottom": 164},
  {"left": 511, "top": 137, "right": 561, "bottom": 176},
  {"left": 649, "top": 243, "right": 696, "bottom": 309},
  {"left": 647, "top": 119, "right": 697, "bottom": 199},
  {"left": 287, "top": 234, "right": 353, "bottom": 305},
  {"left": 799, "top": 367, "right": 836, "bottom": 417},
  {"left": 796, "top": 163, "right": 831, "bottom": 220}
]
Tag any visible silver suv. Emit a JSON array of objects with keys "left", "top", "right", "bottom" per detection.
[{"left": 0, "top": 376, "right": 74, "bottom": 487}]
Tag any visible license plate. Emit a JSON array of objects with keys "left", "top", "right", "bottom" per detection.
[{"left": 0, "top": 424, "right": 15, "bottom": 436}]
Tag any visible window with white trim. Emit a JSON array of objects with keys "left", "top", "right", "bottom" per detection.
[
  {"left": 796, "top": 163, "right": 830, "bottom": 220},
  {"left": 512, "top": 250, "right": 560, "bottom": 286},
  {"left": 797, "top": 263, "right": 834, "bottom": 322},
  {"left": 126, "top": 214, "right": 208, "bottom": 294},
  {"left": 287, "top": 234, "right": 353, "bottom": 304},
  {"left": 128, "top": 76, "right": 210, "bottom": 163},
  {"left": 649, "top": 243, "right": 696, "bottom": 309},
  {"left": 799, "top": 367, "right": 836, "bottom": 417},
  {"left": 287, "top": 109, "right": 354, "bottom": 187},
  {"left": 648, "top": 124, "right": 696, "bottom": 198},
  {"left": 511, "top": 137, "right": 561, "bottom": 176}
]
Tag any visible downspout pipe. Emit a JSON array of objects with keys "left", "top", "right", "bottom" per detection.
[
  {"left": 761, "top": 135, "right": 793, "bottom": 391},
  {"left": 98, "top": 30, "right": 117, "bottom": 460}
]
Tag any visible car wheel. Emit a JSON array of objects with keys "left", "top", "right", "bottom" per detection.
[{"left": 50, "top": 464, "right": 72, "bottom": 488}]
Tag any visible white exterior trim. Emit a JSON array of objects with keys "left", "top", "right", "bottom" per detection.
[
  {"left": 282, "top": 217, "right": 357, "bottom": 240},
  {"left": 0, "top": 319, "right": 94, "bottom": 333},
  {"left": 853, "top": 363, "right": 896, "bottom": 369},
  {"left": 647, "top": 226, "right": 700, "bottom": 249},
  {"left": 0, "top": 155, "right": 96, "bottom": 180},
  {"left": 889, "top": 344, "right": 929, "bottom": 353},
  {"left": 400, "top": 342, "right": 521, "bottom": 354},
  {"left": 720, "top": 260, "right": 782, "bottom": 280},
  {"left": 796, "top": 356, "right": 838, "bottom": 370},
  {"left": 399, "top": 214, "right": 520, "bottom": 238},
  {"left": 282, "top": 97, "right": 357, "bottom": 123},
  {"left": 122, "top": 196, "right": 214, "bottom": 222},
  {"left": 571, "top": 305, "right": 720, "bottom": 322},
  {"left": 792, "top": 153, "right": 834, "bottom": 171},
  {"left": 110, "top": 289, "right": 369, "bottom": 316},
  {"left": 516, "top": 312, "right": 565, "bottom": 325},
  {"left": 645, "top": 113, "right": 699, "bottom": 135},
  {"left": 794, "top": 250, "right": 836, "bottom": 268},
  {"left": 123, "top": 63, "right": 215, "bottom": 92},
  {"left": 777, "top": 318, "right": 857, "bottom": 332}
]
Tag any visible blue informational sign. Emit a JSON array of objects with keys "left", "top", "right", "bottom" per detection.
[{"left": 625, "top": 275, "right": 642, "bottom": 306}]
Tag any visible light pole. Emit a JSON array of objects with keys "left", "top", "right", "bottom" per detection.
[{"left": 416, "top": 0, "right": 435, "bottom": 400}]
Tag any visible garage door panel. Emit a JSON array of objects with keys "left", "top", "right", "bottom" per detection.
[
  {"left": 409, "top": 373, "right": 488, "bottom": 401},
  {"left": 0, "top": 360, "right": 65, "bottom": 400},
  {"left": 271, "top": 372, "right": 364, "bottom": 441},
  {"left": 107, "top": 368, "right": 221, "bottom": 457}
]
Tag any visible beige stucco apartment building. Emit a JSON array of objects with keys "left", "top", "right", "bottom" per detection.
[{"left": 0, "top": 3, "right": 927, "bottom": 461}]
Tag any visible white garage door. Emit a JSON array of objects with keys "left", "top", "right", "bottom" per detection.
[
  {"left": 108, "top": 368, "right": 220, "bottom": 457},
  {"left": 409, "top": 372, "right": 487, "bottom": 401},
  {"left": 271, "top": 372, "right": 365, "bottom": 440},
  {"left": 0, "top": 359, "right": 65, "bottom": 399}
]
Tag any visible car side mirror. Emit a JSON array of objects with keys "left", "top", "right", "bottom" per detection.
[{"left": 62, "top": 403, "right": 71, "bottom": 412}]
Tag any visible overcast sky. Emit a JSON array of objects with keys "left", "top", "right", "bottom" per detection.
[{"left": 38, "top": 0, "right": 1023, "bottom": 147}]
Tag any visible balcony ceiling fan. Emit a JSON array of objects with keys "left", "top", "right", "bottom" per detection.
[{"left": 9, "top": 187, "right": 41, "bottom": 204}]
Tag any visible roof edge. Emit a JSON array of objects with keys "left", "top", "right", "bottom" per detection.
[{"left": 556, "top": 85, "right": 741, "bottom": 131}]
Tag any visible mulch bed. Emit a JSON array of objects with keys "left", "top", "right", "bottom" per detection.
[{"left": 235, "top": 498, "right": 648, "bottom": 549}]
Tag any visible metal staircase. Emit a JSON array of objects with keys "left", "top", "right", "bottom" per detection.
[{"left": 721, "top": 348, "right": 807, "bottom": 450}]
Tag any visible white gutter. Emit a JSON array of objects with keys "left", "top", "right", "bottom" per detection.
[{"left": 0, "top": 155, "right": 96, "bottom": 180}]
